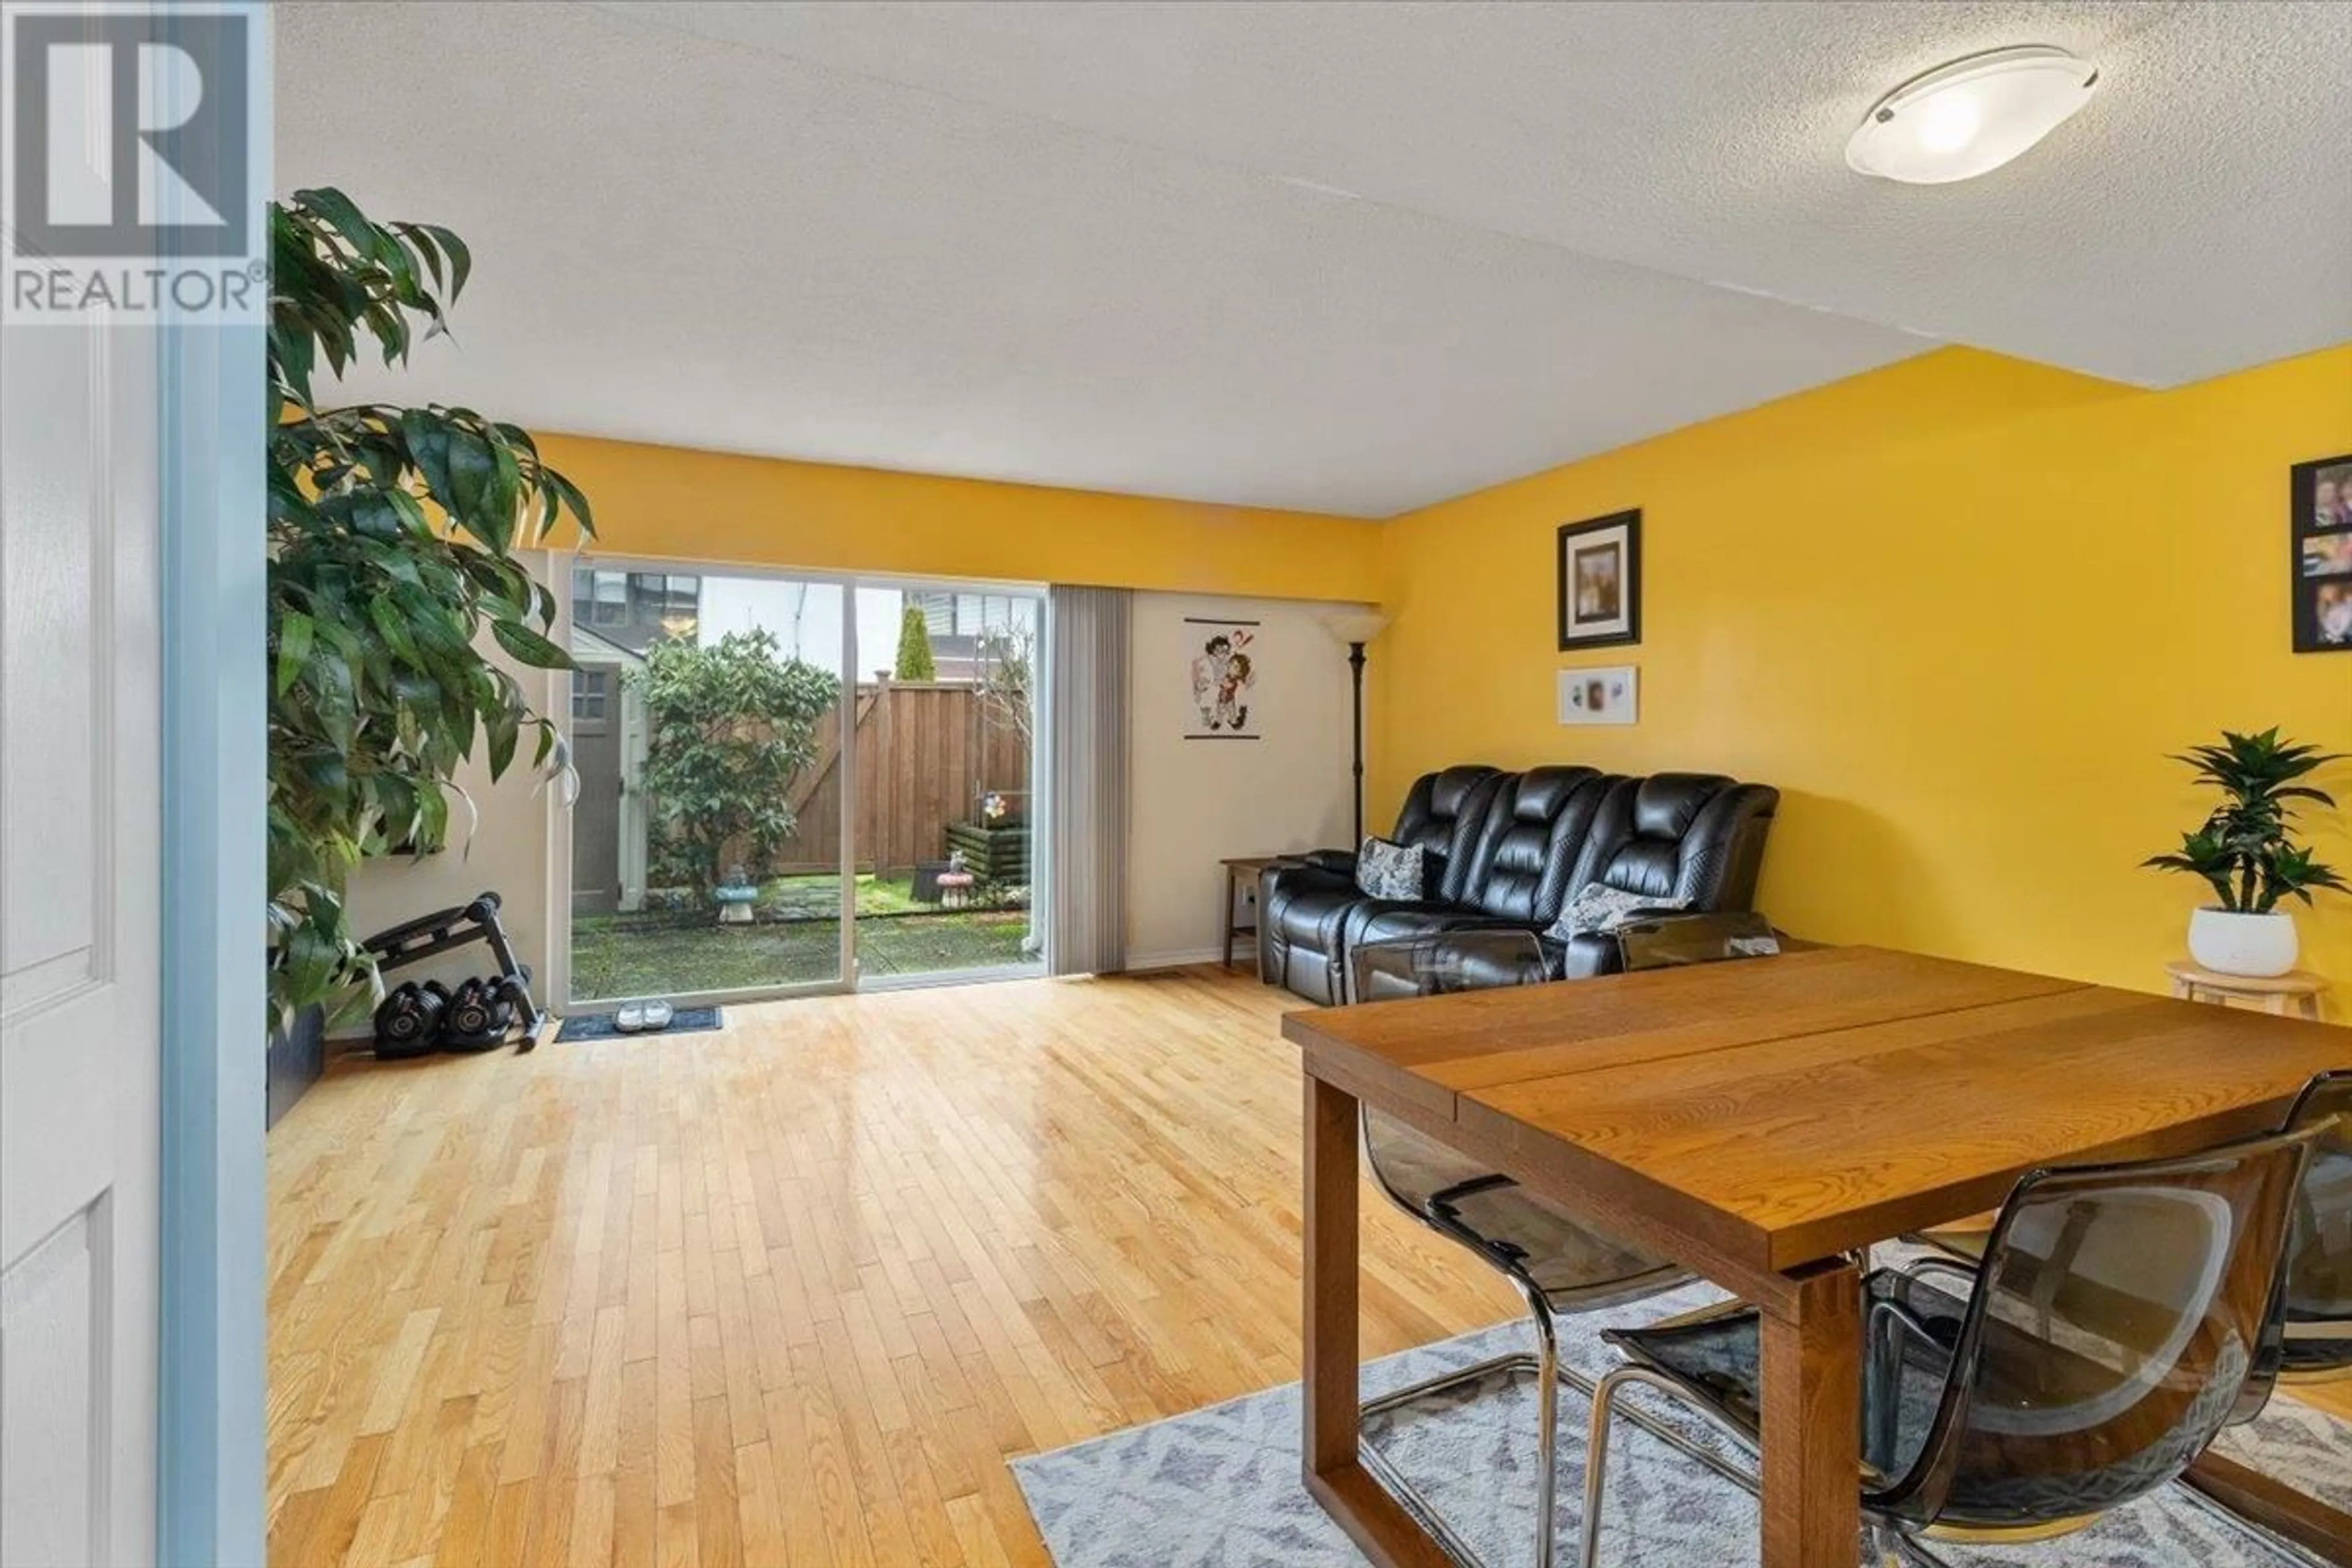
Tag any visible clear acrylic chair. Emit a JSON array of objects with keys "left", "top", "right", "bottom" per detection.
[
  {"left": 1346, "top": 929, "right": 1757, "bottom": 1568},
  {"left": 1580, "top": 1125, "right": 2319, "bottom": 1567},
  {"left": 2274, "top": 1071, "right": 2352, "bottom": 1387},
  {"left": 1919, "top": 1069, "right": 2352, "bottom": 1412}
]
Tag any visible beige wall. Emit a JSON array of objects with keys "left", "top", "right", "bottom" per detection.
[
  {"left": 341, "top": 552, "right": 564, "bottom": 1027},
  {"left": 1126, "top": 593, "right": 1363, "bottom": 968}
]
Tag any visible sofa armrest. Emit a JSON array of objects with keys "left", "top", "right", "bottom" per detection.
[
  {"left": 1297, "top": 847, "right": 1359, "bottom": 876},
  {"left": 1261, "top": 859, "right": 1355, "bottom": 907},
  {"left": 1547, "top": 931, "right": 1626, "bottom": 980}
]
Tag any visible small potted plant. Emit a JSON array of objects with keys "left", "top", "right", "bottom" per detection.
[{"left": 2144, "top": 728, "right": 2346, "bottom": 976}]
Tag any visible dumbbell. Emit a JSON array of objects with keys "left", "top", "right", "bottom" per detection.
[
  {"left": 372, "top": 980, "right": 448, "bottom": 1059},
  {"left": 441, "top": 976, "right": 513, "bottom": 1052}
]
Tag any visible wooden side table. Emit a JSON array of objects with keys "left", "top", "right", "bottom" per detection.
[
  {"left": 2166, "top": 960, "right": 2326, "bottom": 1020},
  {"left": 1219, "top": 855, "right": 1292, "bottom": 970}
]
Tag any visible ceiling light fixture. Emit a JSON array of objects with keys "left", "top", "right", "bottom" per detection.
[{"left": 1845, "top": 45, "right": 2099, "bottom": 185}]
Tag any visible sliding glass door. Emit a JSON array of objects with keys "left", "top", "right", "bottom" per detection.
[
  {"left": 565, "top": 563, "right": 1042, "bottom": 1006},
  {"left": 566, "top": 566, "right": 851, "bottom": 1003},
  {"left": 848, "top": 586, "right": 1042, "bottom": 986}
]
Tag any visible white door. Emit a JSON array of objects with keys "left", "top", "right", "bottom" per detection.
[{"left": 0, "top": 305, "right": 165, "bottom": 1561}]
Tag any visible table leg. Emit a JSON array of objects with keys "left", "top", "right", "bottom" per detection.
[
  {"left": 1758, "top": 1259, "right": 1862, "bottom": 1568},
  {"left": 1303, "top": 1072, "right": 1359, "bottom": 1480},
  {"left": 2184, "top": 1452, "right": 2352, "bottom": 1567},
  {"left": 1301, "top": 1072, "right": 1452, "bottom": 1568},
  {"left": 1221, "top": 869, "right": 1236, "bottom": 969}
]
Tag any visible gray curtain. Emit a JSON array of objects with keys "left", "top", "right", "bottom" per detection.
[{"left": 1044, "top": 586, "right": 1130, "bottom": 976}]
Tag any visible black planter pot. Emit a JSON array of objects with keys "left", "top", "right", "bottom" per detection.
[{"left": 265, "top": 1003, "right": 326, "bottom": 1130}]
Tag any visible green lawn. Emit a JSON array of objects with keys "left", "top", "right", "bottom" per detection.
[
  {"left": 761, "top": 872, "right": 957, "bottom": 918},
  {"left": 570, "top": 884, "right": 1035, "bottom": 1001}
]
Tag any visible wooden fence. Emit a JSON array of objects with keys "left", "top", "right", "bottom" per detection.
[{"left": 772, "top": 680, "right": 1032, "bottom": 877}]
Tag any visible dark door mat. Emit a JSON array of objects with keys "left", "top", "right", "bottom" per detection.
[{"left": 556, "top": 1006, "right": 724, "bottom": 1043}]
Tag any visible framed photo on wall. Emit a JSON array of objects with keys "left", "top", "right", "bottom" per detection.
[
  {"left": 2292, "top": 452, "right": 2352, "bottom": 653},
  {"left": 1558, "top": 510, "right": 1641, "bottom": 650},
  {"left": 1557, "top": 665, "right": 1638, "bottom": 726}
]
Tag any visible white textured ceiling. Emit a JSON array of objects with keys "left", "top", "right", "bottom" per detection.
[{"left": 276, "top": 1, "right": 2352, "bottom": 518}]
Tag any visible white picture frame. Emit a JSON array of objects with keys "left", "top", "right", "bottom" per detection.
[{"left": 1558, "top": 665, "right": 1638, "bottom": 726}]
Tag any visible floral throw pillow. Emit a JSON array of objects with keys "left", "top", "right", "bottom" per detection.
[
  {"left": 1547, "top": 881, "right": 1690, "bottom": 940},
  {"left": 1354, "top": 837, "right": 1425, "bottom": 902}
]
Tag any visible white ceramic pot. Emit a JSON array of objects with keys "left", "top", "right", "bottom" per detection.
[{"left": 2187, "top": 908, "right": 2299, "bottom": 978}]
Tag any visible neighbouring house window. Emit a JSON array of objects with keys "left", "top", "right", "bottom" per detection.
[
  {"left": 571, "top": 567, "right": 703, "bottom": 656},
  {"left": 624, "top": 571, "right": 700, "bottom": 630},
  {"left": 572, "top": 668, "right": 610, "bottom": 727},
  {"left": 628, "top": 573, "right": 666, "bottom": 627},
  {"left": 910, "top": 589, "right": 1020, "bottom": 639},
  {"left": 589, "top": 571, "right": 628, "bottom": 627},
  {"left": 914, "top": 590, "right": 955, "bottom": 637}
]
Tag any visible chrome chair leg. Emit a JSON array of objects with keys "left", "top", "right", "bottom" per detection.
[
  {"left": 1530, "top": 1293, "right": 1561, "bottom": 1568},
  {"left": 1580, "top": 1365, "right": 1969, "bottom": 1568},
  {"left": 1579, "top": 1361, "right": 1785, "bottom": 1568},
  {"left": 1359, "top": 1314, "right": 1751, "bottom": 1568},
  {"left": 1578, "top": 1366, "right": 1629, "bottom": 1568}
]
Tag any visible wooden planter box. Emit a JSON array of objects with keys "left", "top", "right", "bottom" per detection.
[{"left": 943, "top": 820, "right": 1030, "bottom": 881}]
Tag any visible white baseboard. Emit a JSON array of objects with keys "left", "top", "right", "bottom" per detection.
[{"left": 1123, "top": 946, "right": 1235, "bottom": 972}]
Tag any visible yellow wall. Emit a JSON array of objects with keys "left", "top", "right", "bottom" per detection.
[
  {"left": 1375, "top": 345, "right": 2352, "bottom": 1010},
  {"left": 537, "top": 434, "right": 1382, "bottom": 602}
]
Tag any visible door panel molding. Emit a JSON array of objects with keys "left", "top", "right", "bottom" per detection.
[
  {"left": 1, "top": 314, "right": 114, "bottom": 1021},
  {"left": 0, "top": 1199, "right": 109, "bottom": 1568}
]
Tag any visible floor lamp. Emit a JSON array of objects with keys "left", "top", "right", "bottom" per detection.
[{"left": 1320, "top": 608, "right": 1389, "bottom": 847}]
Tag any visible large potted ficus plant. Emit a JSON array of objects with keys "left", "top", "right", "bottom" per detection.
[
  {"left": 2144, "top": 727, "right": 2346, "bottom": 976},
  {"left": 269, "top": 187, "right": 593, "bottom": 1062}
]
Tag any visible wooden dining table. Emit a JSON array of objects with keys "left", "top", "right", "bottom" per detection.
[{"left": 1282, "top": 944, "right": 2352, "bottom": 1568}]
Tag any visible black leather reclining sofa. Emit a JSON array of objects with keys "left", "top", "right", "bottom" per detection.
[{"left": 1257, "top": 764, "right": 1779, "bottom": 1005}]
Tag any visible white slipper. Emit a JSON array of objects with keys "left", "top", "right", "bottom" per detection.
[
  {"left": 642, "top": 1001, "right": 675, "bottom": 1031},
  {"left": 615, "top": 1003, "right": 646, "bottom": 1033}
]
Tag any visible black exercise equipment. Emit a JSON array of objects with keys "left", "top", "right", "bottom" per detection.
[
  {"left": 370, "top": 979, "right": 447, "bottom": 1060},
  {"left": 361, "top": 891, "right": 546, "bottom": 1055},
  {"left": 441, "top": 976, "right": 511, "bottom": 1052}
]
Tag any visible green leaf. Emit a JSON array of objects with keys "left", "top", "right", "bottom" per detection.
[
  {"left": 443, "top": 427, "right": 503, "bottom": 549},
  {"left": 275, "top": 611, "right": 314, "bottom": 696},
  {"left": 393, "top": 221, "right": 444, "bottom": 293},
  {"left": 422, "top": 225, "right": 472, "bottom": 298},
  {"left": 484, "top": 703, "right": 519, "bottom": 779},
  {"left": 490, "top": 620, "right": 570, "bottom": 669},
  {"left": 545, "top": 470, "right": 595, "bottom": 538},
  {"left": 400, "top": 410, "right": 455, "bottom": 512}
]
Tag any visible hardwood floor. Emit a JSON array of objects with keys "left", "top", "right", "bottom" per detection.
[
  {"left": 266, "top": 964, "right": 2352, "bottom": 1568},
  {"left": 265, "top": 968, "right": 1520, "bottom": 1567}
]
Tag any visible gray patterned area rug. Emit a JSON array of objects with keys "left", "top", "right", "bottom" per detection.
[{"left": 1011, "top": 1282, "right": 2351, "bottom": 1567}]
